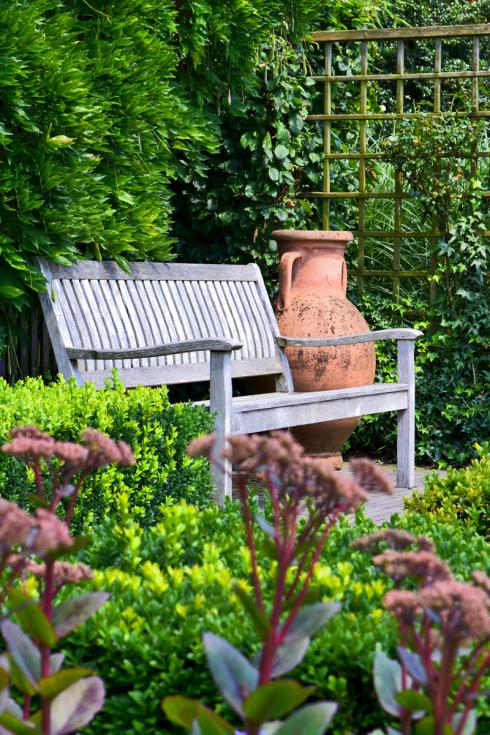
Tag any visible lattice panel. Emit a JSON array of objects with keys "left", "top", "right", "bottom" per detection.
[{"left": 307, "top": 24, "right": 490, "bottom": 305}]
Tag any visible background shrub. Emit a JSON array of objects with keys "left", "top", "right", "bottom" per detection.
[
  {"left": 0, "top": 376, "right": 213, "bottom": 528},
  {"left": 405, "top": 447, "right": 490, "bottom": 537},
  {"left": 63, "top": 496, "right": 490, "bottom": 735}
]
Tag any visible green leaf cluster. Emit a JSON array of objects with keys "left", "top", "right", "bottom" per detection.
[
  {"left": 52, "top": 499, "right": 490, "bottom": 735},
  {"left": 0, "top": 375, "right": 213, "bottom": 529}
]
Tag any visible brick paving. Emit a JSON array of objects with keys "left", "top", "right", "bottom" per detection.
[{"left": 339, "top": 463, "right": 445, "bottom": 524}]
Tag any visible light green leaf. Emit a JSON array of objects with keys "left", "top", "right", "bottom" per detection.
[
  {"left": 274, "top": 702, "right": 338, "bottom": 735},
  {"left": 39, "top": 668, "right": 93, "bottom": 700}
]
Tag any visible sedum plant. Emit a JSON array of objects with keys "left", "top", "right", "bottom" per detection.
[
  {"left": 0, "top": 425, "right": 134, "bottom": 735},
  {"left": 354, "top": 530, "right": 490, "bottom": 735},
  {"left": 163, "top": 431, "right": 394, "bottom": 735}
]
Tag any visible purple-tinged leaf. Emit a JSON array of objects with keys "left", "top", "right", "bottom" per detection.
[
  {"left": 398, "top": 647, "right": 427, "bottom": 685},
  {"left": 203, "top": 633, "right": 258, "bottom": 716},
  {"left": 452, "top": 711, "right": 477, "bottom": 735},
  {"left": 52, "top": 593, "right": 109, "bottom": 639},
  {"left": 286, "top": 603, "right": 341, "bottom": 640},
  {"left": 255, "top": 514, "right": 275, "bottom": 538},
  {"left": 1, "top": 621, "right": 39, "bottom": 695},
  {"left": 274, "top": 702, "right": 338, "bottom": 734},
  {"left": 373, "top": 651, "right": 402, "bottom": 717},
  {"left": 50, "top": 676, "right": 105, "bottom": 735},
  {"left": 50, "top": 654, "right": 65, "bottom": 674},
  {"left": 271, "top": 636, "right": 309, "bottom": 677}
]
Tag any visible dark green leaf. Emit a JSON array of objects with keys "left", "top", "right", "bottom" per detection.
[
  {"left": 39, "top": 669, "right": 93, "bottom": 700},
  {"left": 395, "top": 691, "right": 432, "bottom": 714},
  {"left": 243, "top": 680, "right": 314, "bottom": 724},
  {"left": 233, "top": 585, "right": 271, "bottom": 638},
  {"left": 8, "top": 590, "right": 56, "bottom": 646}
]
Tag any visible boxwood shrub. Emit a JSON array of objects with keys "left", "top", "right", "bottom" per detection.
[
  {"left": 0, "top": 375, "right": 213, "bottom": 528},
  {"left": 405, "top": 447, "right": 490, "bottom": 537},
  {"left": 66, "top": 500, "right": 490, "bottom": 735}
]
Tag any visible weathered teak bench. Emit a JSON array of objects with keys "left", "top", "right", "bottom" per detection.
[{"left": 36, "top": 258, "right": 422, "bottom": 503}]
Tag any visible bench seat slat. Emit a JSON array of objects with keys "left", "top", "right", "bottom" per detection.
[{"left": 231, "top": 384, "right": 409, "bottom": 433}]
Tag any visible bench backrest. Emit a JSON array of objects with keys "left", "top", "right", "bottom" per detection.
[{"left": 37, "top": 259, "right": 292, "bottom": 389}]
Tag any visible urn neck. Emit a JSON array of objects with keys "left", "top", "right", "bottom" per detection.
[{"left": 274, "top": 231, "right": 351, "bottom": 300}]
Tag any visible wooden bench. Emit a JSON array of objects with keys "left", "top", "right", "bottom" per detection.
[{"left": 36, "top": 258, "right": 422, "bottom": 503}]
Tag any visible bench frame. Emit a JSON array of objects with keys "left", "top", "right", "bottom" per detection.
[{"left": 37, "top": 258, "right": 422, "bottom": 503}]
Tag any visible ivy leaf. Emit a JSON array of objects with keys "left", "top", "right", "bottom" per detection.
[{"left": 274, "top": 144, "right": 289, "bottom": 160}]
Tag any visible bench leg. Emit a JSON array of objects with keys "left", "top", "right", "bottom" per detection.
[
  {"left": 210, "top": 350, "right": 233, "bottom": 505},
  {"left": 397, "top": 340, "right": 416, "bottom": 488}
]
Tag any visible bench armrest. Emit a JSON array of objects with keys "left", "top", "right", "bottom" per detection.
[
  {"left": 66, "top": 338, "right": 243, "bottom": 361},
  {"left": 276, "top": 328, "right": 423, "bottom": 349}
]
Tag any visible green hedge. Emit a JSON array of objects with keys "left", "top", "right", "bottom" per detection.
[
  {"left": 405, "top": 448, "right": 490, "bottom": 538},
  {"left": 0, "top": 376, "right": 213, "bottom": 528},
  {"left": 65, "top": 500, "right": 490, "bottom": 735}
]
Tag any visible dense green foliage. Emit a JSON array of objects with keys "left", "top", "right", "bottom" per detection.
[
  {"left": 63, "top": 498, "right": 490, "bottom": 735},
  {"left": 0, "top": 376, "right": 213, "bottom": 528},
  {"left": 405, "top": 448, "right": 490, "bottom": 538}
]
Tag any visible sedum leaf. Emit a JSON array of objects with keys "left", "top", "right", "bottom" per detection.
[
  {"left": 50, "top": 676, "right": 105, "bottom": 735},
  {"left": 397, "top": 647, "right": 427, "bottom": 685},
  {"left": 52, "top": 592, "right": 109, "bottom": 639},
  {"left": 286, "top": 603, "right": 341, "bottom": 640},
  {"left": 162, "top": 696, "right": 233, "bottom": 734},
  {"left": 273, "top": 702, "right": 338, "bottom": 734},
  {"left": 452, "top": 711, "right": 477, "bottom": 735},
  {"left": 271, "top": 636, "right": 309, "bottom": 678},
  {"left": 8, "top": 589, "right": 56, "bottom": 646},
  {"left": 203, "top": 633, "right": 258, "bottom": 716},
  {"left": 39, "top": 668, "right": 93, "bottom": 699},
  {"left": 0, "top": 712, "right": 39, "bottom": 734},
  {"left": 243, "top": 680, "right": 314, "bottom": 724},
  {"left": 1, "top": 621, "right": 40, "bottom": 696},
  {"left": 233, "top": 585, "right": 271, "bottom": 638},
  {"left": 395, "top": 690, "right": 432, "bottom": 715},
  {"left": 373, "top": 650, "right": 402, "bottom": 717}
]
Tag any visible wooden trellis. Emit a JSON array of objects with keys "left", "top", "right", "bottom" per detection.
[{"left": 307, "top": 24, "right": 490, "bottom": 304}]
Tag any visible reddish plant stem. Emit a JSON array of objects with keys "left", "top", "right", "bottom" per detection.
[
  {"left": 40, "top": 558, "right": 55, "bottom": 735},
  {"left": 434, "top": 637, "right": 458, "bottom": 735},
  {"left": 22, "top": 695, "right": 31, "bottom": 720},
  {"left": 238, "top": 480, "right": 264, "bottom": 614},
  {"left": 284, "top": 516, "right": 322, "bottom": 604},
  {"left": 32, "top": 461, "right": 45, "bottom": 500},
  {"left": 64, "top": 471, "right": 86, "bottom": 527},
  {"left": 278, "top": 507, "right": 344, "bottom": 645},
  {"left": 258, "top": 525, "right": 289, "bottom": 685}
]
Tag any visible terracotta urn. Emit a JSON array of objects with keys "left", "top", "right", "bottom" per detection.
[{"left": 273, "top": 229, "right": 376, "bottom": 468}]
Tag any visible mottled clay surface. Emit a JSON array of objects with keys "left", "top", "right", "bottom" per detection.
[{"left": 273, "top": 230, "right": 376, "bottom": 463}]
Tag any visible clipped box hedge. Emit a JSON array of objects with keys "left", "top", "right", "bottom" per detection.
[
  {"left": 0, "top": 376, "right": 213, "bottom": 528},
  {"left": 405, "top": 448, "right": 490, "bottom": 538},
  {"left": 65, "top": 500, "right": 490, "bottom": 735}
]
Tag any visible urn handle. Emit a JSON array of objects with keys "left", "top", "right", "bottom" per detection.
[
  {"left": 341, "top": 259, "right": 347, "bottom": 295},
  {"left": 278, "top": 251, "right": 302, "bottom": 311}
]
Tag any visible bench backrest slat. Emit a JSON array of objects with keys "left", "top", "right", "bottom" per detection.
[{"left": 37, "top": 259, "right": 292, "bottom": 388}]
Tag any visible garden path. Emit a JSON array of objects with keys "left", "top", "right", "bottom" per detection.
[{"left": 340, "top": 464, "right": 446, "bottom": 524}]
